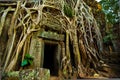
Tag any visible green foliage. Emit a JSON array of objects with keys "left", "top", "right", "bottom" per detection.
[
  {"left": 64, "top": 3, "right": 74, "bottom": 18},
  {"left": 25, "top": 53, "right": 34, "bottom": 60},
  {"left": 103, "top": 34, "right": 112, "bottom": 44},
  {"left": 100, "top": 0, "right": 119, "bottom": 24},
  {"left": 21, "top": 59, "right": 28, "bottom": 67},
  {"left": 21, "top": 53, "right": 34, "bottom": 67},
  {"left": 103, "top": 29, "right": 117, "bottom": 44}
]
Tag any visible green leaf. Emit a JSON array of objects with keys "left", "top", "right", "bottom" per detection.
[
  {"left": 64, "top": 3, "right": 74, "bottom": 18},
  {"left": 21, "top": 59, "right": 28, "bottom": 67},
  {"left": 21, "top": 53, "right": 34, "bottom": 67},
  {"left": 25, "top": 53, "right": 34, "bottom": 60},
  {"left": 28, "top": 60, "right": 33, "bottom": 65}
]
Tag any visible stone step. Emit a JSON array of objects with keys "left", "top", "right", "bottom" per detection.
[
  {"left": 50, "top": 76, "right": 59, "bottom": 80},
  {"left": 2, "top": 68, "right": 50, "bottom": 80}
]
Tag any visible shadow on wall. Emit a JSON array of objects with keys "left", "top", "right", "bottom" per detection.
[{"left": 43, "top": 43, "right": 59, "bottom": 76}]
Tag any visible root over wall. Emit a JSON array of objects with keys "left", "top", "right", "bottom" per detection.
[{"left": 0, "top": 0, "right": 103, "bottom": 78}]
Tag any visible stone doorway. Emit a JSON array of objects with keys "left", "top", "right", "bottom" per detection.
[{"left": 43, "top": 41, "right": 60, "bottom": 76}]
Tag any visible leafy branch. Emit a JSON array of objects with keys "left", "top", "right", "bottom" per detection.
[{"left": 21, "top": 53, "right": 34, "bottom": 67}]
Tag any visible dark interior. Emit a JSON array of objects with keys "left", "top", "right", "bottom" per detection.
[
  {"left": 43, "top": 43, "right": 58, "bottom": 76},
  {"left": 70, "top": 42, "right": 76, "bottom": 68}
]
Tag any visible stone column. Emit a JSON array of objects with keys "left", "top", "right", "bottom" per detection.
[{"left": 29, "top": 37, "right": 44, "bottom": 68}]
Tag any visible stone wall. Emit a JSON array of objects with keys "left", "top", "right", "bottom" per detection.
[{"left": 2, "top": 68, "right": 50, "bottom": 80}]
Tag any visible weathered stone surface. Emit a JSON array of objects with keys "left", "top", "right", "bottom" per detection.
[
  {"left": 41, "top": 16, "right": 63, "bottom": 31},
  {"left": 29, "top": 37, "right": 44, "bottom": 68},
  {"left": 38, "top": 30, "right": 64, "bottom": 41},
  {"left": 19, "top": 69, "right": 35, "bottom": 80},
  {"left": 2, "top": 71, "right": 19, "bottom": 80},
  {"left": 2, "top": 68, "right": 50, "bottom": 80},
  {"left": 20, "top": 68, "right": 50, "bottom": 80}
]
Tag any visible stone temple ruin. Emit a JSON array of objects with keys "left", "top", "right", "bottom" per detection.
[
  {"left": 28, "top": 1, "right": 65, "bottom": 77},
  {"left": 0, "top": 0, "right": 69, "bottom": 79},
  {"left": 0, "top": 0, "right": 103, "bottom": 79}
]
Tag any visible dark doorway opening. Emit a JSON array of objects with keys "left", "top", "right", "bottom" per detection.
[
  {"left": 70, "top": 41, "right": 76, "bottom": 68},
  {"left": 43, "top": 42, "right": 59, "bottom": 76}
]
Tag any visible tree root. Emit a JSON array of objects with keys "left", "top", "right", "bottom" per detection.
[{"left": 1, "top": 0, "right": 103, "bottom": 78}]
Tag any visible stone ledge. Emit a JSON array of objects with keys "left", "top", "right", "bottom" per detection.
[{"left": 2, "top": 68, "right": 50, "bottom": 80}]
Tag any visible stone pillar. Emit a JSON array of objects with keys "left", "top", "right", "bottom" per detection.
[
  {"left": 52, "top": 43, "right": 61, "bottom": 76},
  {"left": 29, "top": 37, "right": 44, "bottom": 68}
]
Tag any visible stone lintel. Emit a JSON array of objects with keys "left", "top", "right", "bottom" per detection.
[{"left": 38, "top": 30, "right": 64, "bottom": 41}]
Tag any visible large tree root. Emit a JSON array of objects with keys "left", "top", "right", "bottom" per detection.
[{"left": 0, "top": 0, "right": 103, "bottom": 78}]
